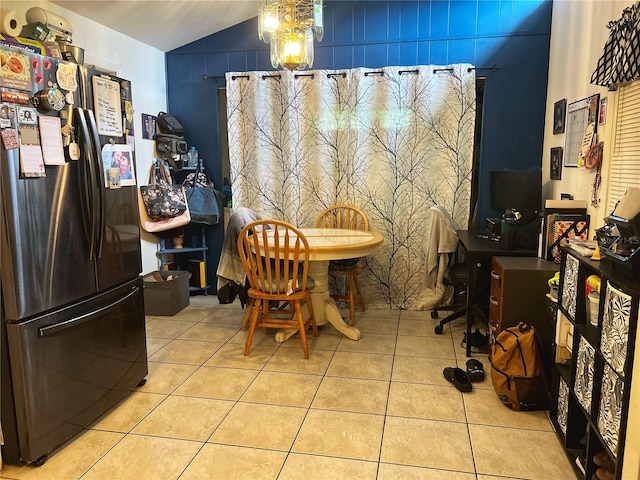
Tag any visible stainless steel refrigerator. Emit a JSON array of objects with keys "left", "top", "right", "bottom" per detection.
[{"left": 0, "top": 46, "right": 147, "bottom": 465}]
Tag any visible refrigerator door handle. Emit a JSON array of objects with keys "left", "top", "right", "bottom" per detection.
[
  {"left": 84, "top": 110, "right": 106, "bottom": 258},
  {"left": 73, "top": 107, "right": 99, "bottom": 260},
  {"left": 37, "top": 286, "right": 140, "bottom": 337}
]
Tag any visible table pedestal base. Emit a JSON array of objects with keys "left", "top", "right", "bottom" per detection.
[{"left": 275, "top": 260, "right": 361, "bottom": 342}]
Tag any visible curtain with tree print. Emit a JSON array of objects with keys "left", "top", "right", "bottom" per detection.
[{"left": 225, "top": 65, "right": 475, "bottom": 310}]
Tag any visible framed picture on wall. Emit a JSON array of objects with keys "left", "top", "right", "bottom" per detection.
[
  {"left": 553, "top": 99, "right": 567, "bottom": 134},
  {"left": 551, "top": 147, "right": 563, "bottom": 180}
]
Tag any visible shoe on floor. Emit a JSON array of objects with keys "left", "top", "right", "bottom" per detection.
[
  {"left": 466, "top": 358, "right": 485, "bottom": 382},
  {"left": 461, "top": 328, "right": 489, "bottom": 353},
  {"left": 595, "top": 467, "right": 616, "bottom": 480},
  {"left": 593, "top": 451, "right": 614, "bottom": 469},
  {"left": 443, "top": 367, "right": 472, "bottom": 392}
]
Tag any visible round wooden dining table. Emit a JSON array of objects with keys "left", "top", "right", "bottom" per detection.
[{"left": 271, "top": 228, "right": 384, "bottom": 342}]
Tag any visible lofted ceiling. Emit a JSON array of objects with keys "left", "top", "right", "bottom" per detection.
[{"left": 50, "top": 0, "right": 258, "bottom": 52}]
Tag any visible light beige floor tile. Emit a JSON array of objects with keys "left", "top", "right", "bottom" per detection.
[
  {"left": 381, "top": 416, "right": 475, "bottom": 472},
  {"left": 174, "top": 366, "right": 258, "bottom": 400},
  {"left": 292, "top": 409, "right": 384, "bottom": 461},
  {"left": 132, "top": 395, "right": 233, "bottom": 441},
  {"left": 181, "top": 443, "right": 287, "bottom": 480},
  {"left": 464, "top": 389, "right": 553, "bottom": 430},
  {"left": 476, "top": 476, "right": 527, "bottom": 480},
  {"left": 396, "top": 335, "right": 456, "bottom": 359},
  {"left": 240, "top": 371, "right": 322, "bottom": 407},
  {"left": 145, "top": 318, "right": 198, "bottom": 339},
  {"left": 148, "top": 339, "right": 222, "bottom": 365},
  {"left": 398, "top": 318, "right": 444, "bottom": 337},
  {"left": 187, "top": 295, "right": 221, "bottom": 308},
  {"left": 392, "top": 356, "right": 455, "bottom": 385},
  {"left": 146, "top": 337, "right": 171, "bottom": 357},
  {"left": 311, "top": 376, "right": 389, "bottom": 414},
  {"left": 200, "top": 306, "right": 248, "bottom": 325},
  {"left": 92, "top": 391, "right": 166, "bottom": 433},
  {"left": 279, "top": 326, "right": 343, "bottom": 351},
  {"left": 387, "top": 382, "right": 465, "bottom": 422},
  {"left": 360, "top": 309, "right": 399, "bottom": 320},
  {"left": 209, "top": 402, "right": 307, "bottom": 450},
  {"left": 400, "top": 310, "right": 434, "bottom": 321},
  {"left": 279, "top": 453, "right": 378, "bottom": 480},
  {"left": 178, "top": 322, "right": 240, "bottom": 342},
  {"left": 137, "top": 362, "right": 198, "bottom": 394},
  {"left": 0, "top": 430, "right": 123, "bottom": 480},
  {"left": 227, "top": 326, "right": 277, "bottom": 347},
  {"left": 204, "top": 342, "right": 278, "bottom": 369},
  {"left": 337, "top": 332, "right": 396, "bottom": 354},
  {"left": 264, "top": 346, "right": 334, "bottom": 375},
  {"left": 356, "top": 316, "right": 400, "bottom": 335},
  {"left": 80, "top": 435, "right": 201, "bottom": 480},
  {"left": 470, "top": 424, "right": 574, "bottom": 479},
  {"left": 325, "top": 351, "right": 393, "bottom": 380},
  {"left": 378, "top": 463, "right": 477, "bottom": 479},
  {"left": 168, "top": 306, "right": 216, "bottom": 322}
]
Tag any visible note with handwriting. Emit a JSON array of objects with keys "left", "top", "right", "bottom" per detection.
[{"left": 92, "top": 76, "right": 123, "bottom": 137}]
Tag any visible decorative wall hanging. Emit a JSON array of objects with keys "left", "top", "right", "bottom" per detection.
[
  {"left": 553, "top": 98, "right": 566, "bottom": 134},
  {"left": 591, "top": 2, "right": 640, "bottom": 91},
  {"left": 550, "top": 147, "right": 563, "bottom": 180},
  {"left": 561, "top": 254, "right": 579, "bottom": 318}
]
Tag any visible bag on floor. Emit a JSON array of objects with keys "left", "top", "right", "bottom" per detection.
[{"left": 490, "top": 322, "right": 549, "bottom": 411}]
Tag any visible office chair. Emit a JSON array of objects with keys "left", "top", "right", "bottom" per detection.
[
  {"left": 425, "top": 206, "right": 468, "bottom": 335},
  {"left": 315, "top": 204, "right": 369, "bottom": 326},
  {"left": 431, "top": 257, "right": 468, "bottom": 334}
]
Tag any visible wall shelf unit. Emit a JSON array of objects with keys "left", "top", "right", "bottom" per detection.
[{"left": 156, "top": 225, "right": 209, "bottom": 295}]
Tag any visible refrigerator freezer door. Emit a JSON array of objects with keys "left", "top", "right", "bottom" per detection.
[
  {"left": 2, "top": 277, "right": 147, "bottom": 464},
  {"left": 0, "top": 148, "right": 98, "bottom": 321}
]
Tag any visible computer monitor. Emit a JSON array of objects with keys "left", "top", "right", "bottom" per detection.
[{"left": 490, "top": 170, "right": 542, "bottom": 212}]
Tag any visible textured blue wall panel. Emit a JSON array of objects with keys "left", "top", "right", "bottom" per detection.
[{"left": 166, "top": 0, "right": 552, "bottom": 282}]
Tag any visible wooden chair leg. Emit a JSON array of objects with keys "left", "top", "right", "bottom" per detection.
[
  {"left": 244, "top": 299, "right": 261, "bottom": 356},
  {"left": 354, "top": 272, "right": 365, "bottom": 312},
  {"left": 294, "top": 300, "right": 309, "bottom": 359},
  {"left": 348, "top": 274, "right": 356, "bottom": 326},
  {"left": 241, "top": 298, "right": 253, "bottom": 331},
  {"left": 306, "top": 296, "right": 319, "bottom": 336}
]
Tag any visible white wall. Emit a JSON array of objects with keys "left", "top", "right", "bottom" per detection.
[
  {"left": 545, "top": 2, "right": 639, "bottom": 479},
  {"left": 543, "top": 0, "right": 628, "bottom": 230},
  {"left": 3, "top": 1, "right": 166, "bottom": 274}
]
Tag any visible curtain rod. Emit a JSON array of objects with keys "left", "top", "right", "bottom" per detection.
[
  {"left": 261, "top": 74, "right": 281, "bottom": 80},
  {"left": 364, "top": 71, "right": 384, "bottom": 77},
  {"left": 294, "top": 73, "right": 315, "bottom": 79},
  {"left": 327, "top": 72, "right": 347, "bottom": 78},
  {"left": 202, "top": 74, "right": 225, "bottom": 81},
  {"left": 468, "top": 64, "right": 501, "bottom": 72},
  {"left": 231, "top": 75, "right": 250, "bottom": 81}
]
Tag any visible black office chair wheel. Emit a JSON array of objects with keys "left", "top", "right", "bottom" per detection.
[
  {"left": 434, "top": 324, "right": 444, "bottom": 334},
  {"left": 431, "top": 310, "right": 439, "bottom": 319}
]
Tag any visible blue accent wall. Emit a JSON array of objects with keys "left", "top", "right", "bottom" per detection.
[{"left": 166, "top": 0, "right": 552, "bottom": 281}]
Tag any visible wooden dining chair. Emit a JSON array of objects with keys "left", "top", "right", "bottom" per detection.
[
  {"left": 237, "top": 219, "right": 318, "bottom": 358},
  {"left": 315, "top": 204, "right": 369, "bottom": 326}
]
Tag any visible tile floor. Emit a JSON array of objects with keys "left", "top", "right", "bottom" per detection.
[{"left": 0, "top": 297, "right": 575, "bottom": 480}]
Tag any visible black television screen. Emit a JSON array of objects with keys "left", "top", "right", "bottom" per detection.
[{"left": 490, "top": 170, "right": 542, "bottom": 211}]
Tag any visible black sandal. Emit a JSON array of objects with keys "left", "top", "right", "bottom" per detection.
[{"left": 466, "top": 359, "right": 485, "bottom": 382}]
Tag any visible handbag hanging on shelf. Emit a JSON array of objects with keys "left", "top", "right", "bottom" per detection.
[
  {"left": 182, "top": 163, "right": 222, "bottom": 225},
  {"left": 140, "top": 161, "right": 187, "bottom": 220},
  {"left": 139, "top": 161, "right": 191, "bottom": 233}
]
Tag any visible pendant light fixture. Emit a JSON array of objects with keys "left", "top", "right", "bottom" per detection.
[{"left": 258, "top": 0, "right": 324, "bottom": 71}]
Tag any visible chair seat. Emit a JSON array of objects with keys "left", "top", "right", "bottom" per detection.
[
  {"left": 329, "top": 258, "right": 360, "bottom": 271},
  {"left": 262, "top": 275, "right": 316, "bottom": 294}
]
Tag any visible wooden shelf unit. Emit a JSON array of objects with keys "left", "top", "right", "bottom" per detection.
[{"left": 550, "top": 247, "right": 640, "bottom": 480}]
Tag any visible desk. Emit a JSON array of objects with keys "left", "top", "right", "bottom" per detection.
[
  {"left": 457, "top": 230, "right": 537, "bottom": 356},
  {"left": 269, "top": 228, "right": 384, "bottom": 342}
]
